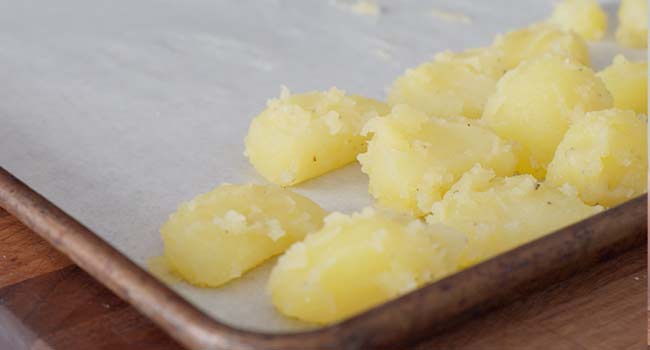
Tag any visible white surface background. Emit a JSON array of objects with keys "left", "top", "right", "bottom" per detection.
[{"left": 0, "top": 0, "right": 644, "bottom": 332}]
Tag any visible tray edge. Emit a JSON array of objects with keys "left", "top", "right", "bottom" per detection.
[{"left": 0, "top": 167, "right": 646, "bottom": 350}]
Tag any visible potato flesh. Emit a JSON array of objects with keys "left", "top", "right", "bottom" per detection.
[
  {"left": 434, "top": 48, "right": 507, "bottom": 79},
  {"left": 597, "top": 55, "right": 648, "bottom": 114},
  {"left": 268, "top": 208, "right": 466, "bottom": 324},
  {"left": 546, "top": 109, "right": 648, "bottom": 207},
  {"left": 428, "top": 165, "right": 603, "bottom": 268},
  {"left": 482, "top": 55, "right": 613, "bottom": 179},
  {"left": 245, "top": 87, "right": 389, "bottom": 186},
  {"left": 389, "top": 24, "right": 591, "bottom": 120},
  {"left": 157, "top": 5, "right": 647, "bottom": 325},
  {"left": 616, "top": 0, "right": 648, "bottom": 48},
  {"left": 549, "top": 0, "right": 607, "bottom": 41},
  {"left": 358, "top": 105, "right": 517, "bottom": 216},
  {"left": 161, "top": 184, "right": 327, "bottom": 287},
  {"left": 388, "top": 48, "right": 505, "bottom": 119},
  {"left": 493, "top": 23, "right": 591, "bottom": 70}
]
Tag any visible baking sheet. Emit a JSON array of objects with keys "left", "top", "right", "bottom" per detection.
[{"left": 0, "top": 0, "right": 644, "bottom": 333}]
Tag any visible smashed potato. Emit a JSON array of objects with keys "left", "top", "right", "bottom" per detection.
[
  {"left": 388, "top": 47, "right": 505, "bottom": 119},
  {"left": 482, "top": 55, "right": 613, "bottom": 178},
  {"left": 616, "top": 0, "right": 648, "bottom": 48},
  {"left": 358, "top": 104, "right": 517, "bottom": 216},
  {"left": 245, "top": 87, "right": 389, "bottom": 186},
  {"left": 493, "top": 23, "right": 591, "bottom": 70},
  {"left": 549, "top": 0, "right": 607, "bottom": 41},
  {"left": 547, "top": 109, "right": 648, "bottom": 207},
  {"left": 268, "top": 207, "right": 465, "bottom": 324},
  {"left": 161, "top": 184, "right": 327, "bottom": 287},
  {"left": 428, "top": 165, "right": 603, "bottom": 267},
  {"left": 597, "top": 55, "right": 648, "bottom": 114},
  {"left": 160, "top": 0, "right": 648, "bottom": 327}
]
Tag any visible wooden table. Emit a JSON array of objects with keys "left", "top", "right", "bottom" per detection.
[{"left": 0, "top": 207, "right": 646, "bottom": 350}]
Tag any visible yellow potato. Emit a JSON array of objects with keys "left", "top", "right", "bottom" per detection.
[
  {"left": 388, "top": 47, "right": 505, "bottom": 119},
  {"left": 161, "top": 184, "right": 327, "bottom": 287},
  {"left": 434, "top": 48, "right": 507, "bottom": 79},
  {"left": 597, "top": 55, "right": 648, "bottom": 114},
  {"left": 428, "top": 165, "right": 603, "bottom": 267},
  {"left": 482, "top": 55, "right": 613, "bottom": 179},
  {"left": 268, "top": 207, "right": 466, "bottom": 324},
  {"left": 358, "top": 105, "right": 517, "bottom": 216},
  {"left": 546, "top": 109, "right": 648, "bottom": 207},
  {"left": 549, "top": 0, "right": 607, "bottom": 41},
  {"left": 245, "top": 87, "right": 389, "bottom": 186},
  {"left": 616, "top": 0, "right": 648, "bottom": 48},
  {"left": 493, "top": 23, "right": 591, "bottom": 70}
]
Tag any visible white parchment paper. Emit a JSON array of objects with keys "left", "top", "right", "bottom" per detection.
[{"left": 0, "top": 0, "right": 644, "bottom": 333}]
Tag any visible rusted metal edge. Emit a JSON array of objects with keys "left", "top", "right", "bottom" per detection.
[{"left": 0, "top": 167, "right": 646, "bottom": 350}]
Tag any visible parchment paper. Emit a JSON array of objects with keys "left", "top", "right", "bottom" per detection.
[{"left": 0, "top": 0, "right": 644, "bottom": 333}]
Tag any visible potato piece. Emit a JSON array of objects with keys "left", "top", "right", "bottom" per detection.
[
  {"left": 434, "top": 48, "right": 507, "bottom": 79},
  {"left": 428, "top": 165, "right": 603, "bottom": 268},
  {"left": 245, "top": 87, "right": 389, "bottom": 186},
  {"left": 546, "top": 109, "right": 648, "bottom": 207},
  {"left": 616, "top": 0, "right": 648, "bottom": 48},
  {"left": 549, "top": 0, "right": 607, "bottom": 41},
  {"left": 358, "top": 105, "right": 517, "bottom": 216},
  {"left": 482, "top": 55, "right": 613, "bottom": 179},
  {"left": 268, "top": 207, "right": 465, "bottom": 324},
  {"left": 161, "top": 184, "right": 327, "bottom": 287},
  {"left": 597, "top": 55, "right": 648, "bottom": 114},
  {"left": 493, "top": 23, "right": 591, "bottom": 70},
  {"left": 388, "top": 47, "right": 505, "bottom": 119}
]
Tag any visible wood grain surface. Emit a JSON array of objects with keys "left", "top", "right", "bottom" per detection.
[{"left": 0, "top": 207, "right": 646, "bottom": 350}]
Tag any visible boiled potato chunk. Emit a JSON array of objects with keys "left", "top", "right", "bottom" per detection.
[
  {"left": 483, "top": 55, "right": 613, "bottom": 179},
  {"left": 245, "top": 87, "right": 389, "bottom": 186},
  {"left": 358, "top": 105, "right": 517, "bottom": 216},
  {"left": 388, "top": 47, "right": 505, "bottom": 119},
  {"left": 546, "top": 109, "right": 648, "bottom": 207},
  {"left": 616, "top": 0, "right": 648, "bottom": 48},
  {"left": 549, "top": 0, "right": 607, "bottom": 41},
  {"left": 268, "top": 207, "right": 466, "bottom": 324},
  {"left": 597, "top": 55, "right": 648, "bottom": 114},
  {"left": 493, "top": 23, "right": 591, "bottom": 70},
  {"left": 161, "top": 184, "right": 327, "bottom": 287},
  {"left": 428, "top": 165, "right": 603, "bottom": 268},
  {"left": 434, "top": 48, "right": 507, "bottom": 79}
]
